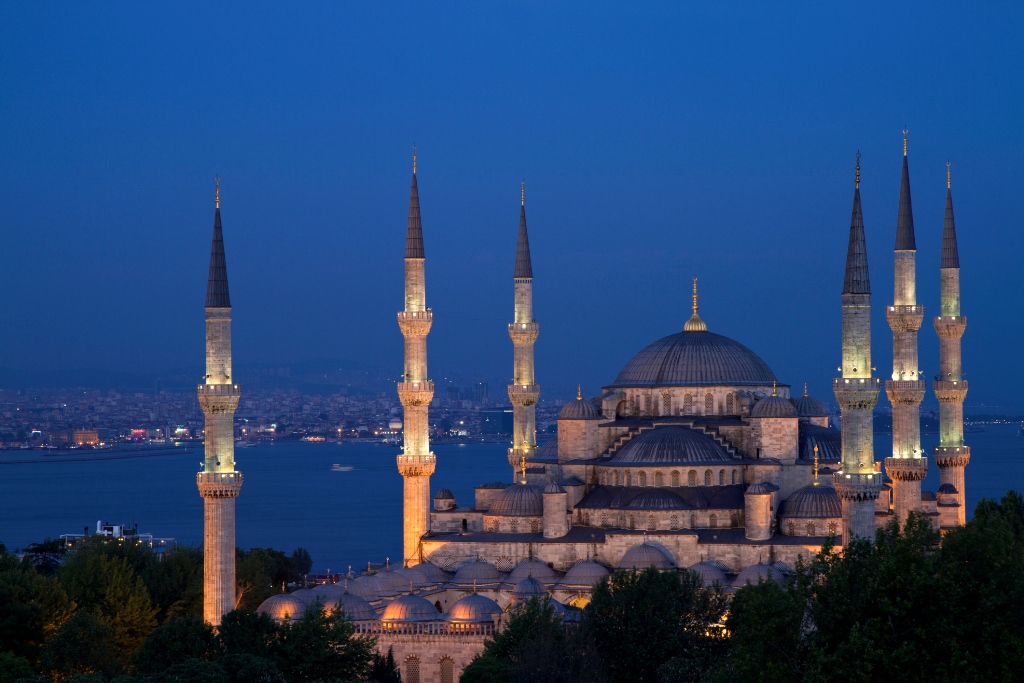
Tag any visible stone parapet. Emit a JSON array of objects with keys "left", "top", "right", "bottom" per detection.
[
  {"left": 933, "top": 381, "right": 968, "bottom": 402},
  {"left": 933, "top": 315, "right": 967, "bottom": 338},
  {"left": 933, "top": 446, "right": 970, "bottom": 468},
  {"left": 508, "top": 322, "right": 540, "bottom": 345},
  {"left": 832, "top": 378, "right": 881, "bottom": 409},
  {"left": 886, "top": 305, "right": 925, "bottom": 332},
  {"left": 397, "top": 453, "right": 436, "bottom": 477},
  {"left": 885, "top": 380, "right": 926, "bottom": 405},
  {"left": 885, "top": 457, "right": 928, "bottom": 481},
  {"left": 397, "top": 310, "right": 433, "bottom": 337},
  {"left": 397, "top": 381, "right": 434, "bottom": 406},
  {"left": 197, "top": 384, "right": 241, "bottom": 413},
  {"left": 197, "top": 471, "right": 243, "bottom": 498},
  {"left": 507, "top": 384, "right": 540, "bottom": 406}
]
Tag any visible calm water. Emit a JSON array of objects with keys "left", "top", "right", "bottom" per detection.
[{"left": 1, "top": 426, "right": 1021, "bottom": 572}]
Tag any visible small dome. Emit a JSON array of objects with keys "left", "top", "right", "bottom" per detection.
[
  {"left": 311, "top": 583, "right": 348, "bottom": 601},
  {"left": 559, "top": 397, "right": 601, "bottom": 420},
  {"left": 381, "top": 594, "right": 439, "bottom": 623},
  {"left": 625, "top": 489, "right": 687, "bottom": 510},
  {"left": 506, "top": 559, "right": 560, "bottom": 586},
  {"left": 612, "top": 331, "right": 777, "bottom": 388},
  {"left": 793, "top": 392, "right": 828, "bottom": 417},
  {"left": 347, "top": 575, "right": 383, "bottom": 599},
  {"left": 289, "top": 588, "right": 318, "bottom": 604},
  {"left": 377, "top": 567, "right": 412, "bottom": 595},
  {"left": 751, "top": 395, "right": 798, "bottom": 418},
  {"left": 560, "top": 560, "right": 611, "bottom": 587},
  {"left": 257, "top": 593, "right": 308, "bottom": 622},
  {"left": 617, "top": 543, "right": 675, "bottom": 570},
  {"left": 799, "top": 424, "right": 841, "bottom": 462},
  {"left": 332, "top": 590, "right": 377, "bottom": 621},
  {"left": 745, "top": 483, "right": 773, "bottom": 495},
  {"left": 778, "top": 485, "right": 842, "bottom": 519},
  {"left": 544, "top": 482, "right": 566, "bottom": 494},
  {"left": 412, "top": 562, "right": 451, "bottom": 584},
  {"left": 733, "top": 563, "right": 787, "bottom": 587},
  {"left": 489, "top": 484, "right": 544, "bottom": 516},
  {"left": 688, "top": 562, "right": 728, "bottom": 586},
  {"left": 511, "top": 576, "right": 547, "bottom": 599},
  {"left": 447, "top": 594, "right": 502, "bottom": 623},
  {"left": 452, "top": 560, "right": 505, "bottom": 586},
  {"left": 937, "top": 482, "right": 958, "bottom": 494},
  {"left": 393, "top": 565, "right": 432, "bottom": 587},
  {"left": 434, "top": 488, "right": 455, "bottom": 499},
  {"left": 611, "top": 426, "right": 732, "bottom": 465}
]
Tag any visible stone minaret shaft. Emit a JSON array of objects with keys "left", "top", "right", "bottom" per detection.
[
  {"left": 507, "top": 185, "right": 540, "bottom": 479},
  {"left": 196, "top": 181, "right": 243, "bottom": 625},
  {"left": 884, "top": 138, "right": 928, "bottom": 525},
  {"left": 833, "top": 155, "right": 882, "bottom": 541},
  {"left": 396, "top": 152, "right": 435, "bottom": 567},
  {"left": 933, "top": 167, "right": 969, "bottom": 525}
]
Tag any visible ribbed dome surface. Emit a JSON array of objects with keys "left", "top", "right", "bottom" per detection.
[
  {"left": 536, "top": 437, "right": 558, "bottom": 459},
  {"left": 490, "top": 484, "right": 544, "bottom": 516},
  {"left": 688, "top": 562, "right": 728, "bottom": 586},
  {"left": 377, "top": 568, "right": 411, "bottom": 594},
  {"left": 452, "top": 560, "right": 505, "bottom": 585},
  {"left": 751, "top": 395, "right": 798, "bottom": 418},
  {"left": 412, "top": 563, "right": 450, "bottom": 584},
  {"left": 311, "top": 583, "right": 348, "bottom": 601},
  {"left": 625, "top": 489, "right": 687, "bottom": 509},
  {"left": 434, "top": 488, "right": 455, "bottom": 499},
  {"left": 611, "top": 426, "right": 731, "bottom": 465},
  {"left": 746, "top": 483, "right": 773, "bottom": 495},
  {"left": 257, "top": 593, "right": 308, "bottom": 622},
  {"left": 559, "top": 398, "right": 601, "bottom": 420},
  {"left": 347, "top": 575, "right": 383, "bottom": 599},
  {"left": 511, "top": 576, "right": 547, "bottom": 598},
  {"left": 332, "top": 591, "right": 377, "bottom": 621},
  {"left": 544, "top": 482, "right": 566, "bottom": 494},
  {"left": 382, "top": 594, "right": 439, "bottom": 622},
  {"left": 799, "top": 424, "right": 841, "bottom": 462},
  {"left": 617, "top": 543, "right": 676, "bottom": 569},
  {"left": 560, "top": 560, "right": 611, "bottom": 587},
  {"left": 793, "top": 394, "right": 828, "bottom": 417},
  {"left": 612, "top": 331, "right": 777, "bottom": 387},
  {"left": 447, "top": 594, "right": 502, "bottom": 623},
  {"left": 290, "top": 588, "right": 317, "bottom": 604},
  {"left": 507, "top": 559, "right": 560, "bottom": 585},
  {"left": 393, "top": 565, "right": 432, "bottom": 587},
  {"left": 778, "top": 485, "right": 842, "bottom": 518},
  {"left": 733, "top": 563, "right": 788, "bottom": 587}
]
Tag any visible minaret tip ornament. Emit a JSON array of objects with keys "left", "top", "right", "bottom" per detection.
[
  {"left": 772, "top": 380, "right": 778, "bottom": 397},
  {"left": 521, "top": 181, "right": 525, "bottom": 206},
  {"left": 692, "top": 277, "right": 698, "bottom": 315},
  {"left": 947, "top": 161, "right": 951, "bottom": 189},
  {"left": 412, "top": 145, "right": 417, "bottom": 174},
  {"left": 813, "top": 445, "right": 820, "bottom": 485},
  {"left": 683, "top": 276, "right": 707, "bottom": 332},
  {"left": 577, "top": 384, "right": 582, "bottom": 400},
  {"left": 518, "top": 456, "right": 527, "bottom": 484},
  {"left": 803, "top": 382, "right": 808, "bottom": 397},
  {"left": 215, "top": 176, "right": 220, "bottom": 209},
  {"left": 903, "top": 128, "right": 908, "bottom": 156},
  {"left": 855, "top": 151, "right": 861, "bottom": 189}
]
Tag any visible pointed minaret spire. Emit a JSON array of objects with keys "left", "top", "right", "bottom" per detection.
[
  {"left": 941, "top": 163, "right": 960, "bottom": 269},
  {"left": 514, "top": 184, "right": 533, "bottom": 279},
  {"left": 206, "top": 178, "right": 230, "bottom": 308},
  {"left": 895, "top": 131, "right": 917, "bottom": 250},
  {"left": 405, "top": 146, "right": 425, "bottom": 259},
  {"left": 843, "top": 153, "right": 870, "bottom": 295}
]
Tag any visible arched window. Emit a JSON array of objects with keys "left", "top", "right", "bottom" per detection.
[
  {"left": 690, "top": 513, "right": 696, "bottom": 528},
  {"left": 629, "top": 515, "right": 635, "bottom": 530},
  {"left": 670, "top": 515, "right": 678, "bottom": 530},
  {"left": 828, "top": 522, "right": 838, "bottom": 536},
  {"left": 531, "top": 520, "right": 539, "bottom": 533},
  {"left": 615, "top": 470, "right": 621, "bottom": 486},
  {"left": 730, "top": 511, "right": 740, "bottom": 527},
  {"left": 704, "top": 470, "right": 712, "bottom": 486},
  {"left": 705, "top": 393, "right": 714, "bottom": 414},
  {"left": 648, "top": 514, "right": 656, "bottom": 531},
  {"left": 688, "top": 470, "right": 697, "bottom": 487},
  {"left": 406, "top": 656, "right": 421, "bottom": 683},
  {"left": 462, "top": 519, "right": 468, "bottom": 532},
  {"left": 683, "top": 394, "right": 693, "bottom": 413},
  {"left": 600, "top": 513, "right": 608, "bottom": 527},
  {"left": 510, "top": 520, "right": 518, "bottom": 533},
  {"left": 671, "top": 471, "right": 680, "bottom": 487},
  {"left": 718, "top": 470, "right": 724, "bottom": 486},
  {"left": 731, "top": 469, "right": 737, "bottom": 485},
  {"left": 726, "top": 393, "right": 735, "bottom": 413},
  {"left": 709, "top": 513, "right": 717, "bottom": 528},
  {"left": 807, "top": 522, "right": 816, "bottom": 537},
  {"left": 655, "top": 472, "right": 664, "bottom": 486},
  {"left": 435, "top": 600, "right": 443, "bottom": 612},
  {"left": 625, "top": 471, "right": 632, "bottom": 486},
  {"left": 662, "top": 393, "right": 671, "bottom": 415},
  {"left": 440, "top": 657, "right": 454, "bottom": 683},
  {"left": 639, "top": 472, "right": 647, "bottom": 486},
  {"left": 786, "top": 521, "right": 795, "bottom": 535},
  {"left": 644, "top": 394, "right": 652, "bottom": 414}
]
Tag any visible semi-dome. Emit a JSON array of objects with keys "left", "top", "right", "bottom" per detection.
[
  {"left": 452, "top": 560, "right": 505, "bottom": 585},
  {"left": 506, "top": 559, "right": 560, "bottom": 586},
  {"left": 612, "top": 331, "right": 777, "bottom": 388},
  {"left": 611, "top": 426, "right": 732, "bottom": 465},
  {"left": 257, "top": 593, "right": 308, "bottom": 622},
  {"left": 332, "top": 590, "right": 377, "bottom": 621},
  {"left": 560, "top": 560, "right": 611, "bottom": 587},
  {"left": 447, "top": 594, "right": 503, "bottom": 623},
  {"left": 381, "top": 594, "right": 439, "bottom": 622},
  {"left": 733, "top": 563, "right": 787, "bottom": 587},
  {"left": 799, "top": 424, "right": 841, "bottom": 462},
  {"left": 751, "top": 394, "right": 798, "bottom": 418},
  {"left": 617, "top": 542, "right": 676, "bottom": 569},
  {"left": 625, "top": 489, "right": 687, "bottom": 510},
  {"left": 688, "top": 561, "right": 728, "bottom": 586},
  {"left": 559, "top": 396, "right": 601, "bottom": 420},
  {"left": 489, "top": 484, "right": 544, "bottom": 516},
  {"left": 778, "top": 485, "right": 842, "bottom": 518}
]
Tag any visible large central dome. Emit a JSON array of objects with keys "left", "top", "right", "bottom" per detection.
[{"left": 612, "top": 330, "right": 777, "bottom": 388}]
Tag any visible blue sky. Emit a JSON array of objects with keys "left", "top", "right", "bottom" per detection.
[{"left": 1, "top": 2, "right": 1021, "bottom": 409}]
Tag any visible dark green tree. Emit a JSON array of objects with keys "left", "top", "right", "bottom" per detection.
[
  {"left": 141, "top": 546, "right": 204, "bottom": 622},
  {"left": 277, "top": 601, "right": 375, "bottom": 682},
  {"left": 290, "top": 548, "right": 313, "bottom": 577},
  {"left": 0, "top": 548, "right": 73, "bottom": 662},
  {"left": 368, "top": 646, "right": 402, "bottom": 683},
  {"left": 39, "top": 610, "right": 120, "bottom": 679},
  {"left": 236, "top": 549, "right": 293, "bottom": 611},
  {"left": 138, "top": 657, "right": 228, "bottom": 683},
  {"left": 132, "top": 615, "right": 220, "bottom": 675},
  {"left": 0, "top": 650, "right": 34, "bottom": 683},
  {"left": 219, "top": 653, "right": 287, "bottom": 683},
  {"left": 219, "top": 609, "right": 281, "bottom": 660},
  {"left": 22, "top": 538, "right": 65, "bottom": 576}
]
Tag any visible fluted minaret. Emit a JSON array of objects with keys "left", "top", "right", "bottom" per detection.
[
  {"left": 933, "top": 163, "right": 969, "bottom": 525},
  {"left": 196, "top": 179, "right": 243, "bottom": 625},
  {"left": 396, "top": 149, "right": 435, "bottom": 567},
  {"left": 833, "top": 154, "right": 883, "bottom": 541},
  {"left": 507, "top": 183, "right": 541, "bottom": 479},
  {"left": 884, "top": 132, "right": 928, "bottom": 526}
]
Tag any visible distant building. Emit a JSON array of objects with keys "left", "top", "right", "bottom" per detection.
[
  {"left": 71, "top": 429, "right": 99, "bottom": 446},
  {"left": 480, "top": 409, "right": 513, "bottom": 435}
]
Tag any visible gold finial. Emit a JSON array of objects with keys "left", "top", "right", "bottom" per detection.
[
  {"left": 855, "top": 151, "right": 861, "bottom": 189},
  {"left": 519, "top": 455, "right": 527, "bottom": 484},
  {"left": 692, "top": 277, "right": 698, "bottom": 315},
  {"left": 947, "top": 161, "right": 951, "bottom": 189},
  {"left": 412, "top": 145, "right": 417, "bottom": 174},
  {"left": 215, "top": 176, "right": 220, "bottom": 209},
  {"left": 577, "top": 384, "right": 582, "bottom": 400},
  {"left": 521, "top": 181, "right": 525, "bottom": 206},
  {"left": 803, "top": 382, "right": 808, "bottom": 397},
  {"left": 772, "top": 380, "right": 778, "bottom": 397},
  {"left": 902, "top": 128, "right": 908, "bottom": 156},
  {"left": 683, "top": 276, "right": 707, "bottom": 332},
  {"left": 813, "top": 444, "right": 820, "bottom": 485}
]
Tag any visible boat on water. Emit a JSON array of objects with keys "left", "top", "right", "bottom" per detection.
[
  {"left": 235, "top": 440, "right": 257, "bottom": 448},
  {"left": 330, "top": 464, "right": 354, "bottom": 472}
]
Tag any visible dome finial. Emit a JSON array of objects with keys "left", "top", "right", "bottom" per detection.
[
  {"left": 692, "top": 277, "right": 698, "bottom": 315},
  {"left": 518, "top": 455, "right": 527, "bottom": 485},
  {"left": 813, "top": 444, "right": 820, "bottom": 485},
  {"left": 903, "top": 128, "right": 908, "bottom": 157},
  {"left": 412, "top": 144, "right": 417, "bottom": 174},
  {"left": 215, "top": 176, "right": 220, "bottom": 209},
  {"left": 803, "top": 382, "right": 808, "bottom": 397},
  {"left": 683, "top": 276, "right": 708, "bottom": 332},
  {"left": 772, "top": 380, "right": 778, "bottom": 397},
  {"left": 577, "top": 384, "right": 582, "bottom": 400},
  {"left": 947, "top": 161, "right": 951, "bottom": 189},
  {"left": 855, "top": 151, "right": 861, "bottom": 189},
  {"left": 521, "top": 180, "right": 525, "bottom": 206}
]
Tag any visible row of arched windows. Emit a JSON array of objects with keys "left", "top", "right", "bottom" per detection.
[
  {"left": 785, "top": 521, "right": 839, "bottom": 537},
  {"left": 606, "top": 468, "right": 739, "bottom": 487},
  {"left": 625, "top": 392, "right": 740, "bottom": 416},
  {"left": 592, "top": 510, "right": 742, "bottom": 530},
  {"left": 404, "top": 655, "right": 454, "bottom": 683}
]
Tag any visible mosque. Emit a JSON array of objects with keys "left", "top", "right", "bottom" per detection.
[{"left": 199, "top": 138, "right": 969, "bottom": 683}]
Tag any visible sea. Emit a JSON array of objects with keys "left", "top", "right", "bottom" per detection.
[{"left": 1, "top": 425, "right": 1022, "bottom": 573}]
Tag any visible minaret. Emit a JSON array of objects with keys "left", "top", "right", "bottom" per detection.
[
  {"left": 507, "top": 182, "right": 541, "bottom": 479},
  {"left": 396, "top": 148, "right": 435, "bottom": 566},
  {"left": 833, "top": 153, "right": 883, "bottom": 541},
  {"left": 196, "top": 178, "right": 243, "bottom": 625},
  {"left": 933, "top": 162, "right": 969, "bottom": 525},
  {"left": 884, "top": 131, "right": 928, "bottom": 526}
]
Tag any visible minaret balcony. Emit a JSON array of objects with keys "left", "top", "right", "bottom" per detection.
[
  {"left": 196, "top": 471, "right": 243, "bottom": 498},
  {"left": 885, "top": 380, "right": 926, "bottom": 405},
  {"left": 397, "top": 310, "right": 433, "bottom": 336},
  {"left": 933, "top": 446, "right": 970, "bottom": 468},
  {"left": 197, "top": 384, "right": 241, "bottom": 413},
  {"left": 833, "top": 472, "right": 883, "bottom": 500},
  {"left": 933, "top": 381, "right": 968, "bottom": 402},
  {"left": 832, "top": 378, "right": 880, "bottom": 410},
  {"left": 884, "top": 456, "right": 929, "bottom": 481},
  {"left": 507, "top": 383, "right": 541, "bottom": 406},
  {"left": 508, "top": 322, "right": 540, "bottom": 345},
  {"left": 886, "top": 305, "right": 924, "bottom": 332},
  {"left": 933, "top": 315, "right": 967, "bottom": 338},
  {"left": 397, "top": 453, "right": 436, "bottom": 477},
  {"left": 397, "top": 381, "right": 434, "bottom": 406}
]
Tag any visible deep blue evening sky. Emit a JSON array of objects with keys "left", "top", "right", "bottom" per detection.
[{"left": 1, "top": 3, "right": 1021, "bottom": 410}]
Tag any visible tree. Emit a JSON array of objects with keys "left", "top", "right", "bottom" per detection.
[
  {"left": 235, "top": 549, "right": 292, "bottom": 611},
  {"left": 219, "top": 653, "right": 287, "bottom": 683},
  {"left": 290, "top": 548, "right": 313, "bottom": 578},
  {"left": 219, "top": 609, "right": 281, "bottom": 660},
  {"left": 137, "top": 657, "right": 228, "bottom": 683},
  {"left": 368, "top": 646, "right": 402, "bottom": 683},
  {"left": 141, "top": 545, "right": 204, "bottom": 622},
  {"left": 0, "top": 548, "right": 73, "bottom": 662},
  {"left": 23, "top": 539, "right": 65, "bottom": 577},
  {"left": 132, "top": 615, "right": 220, "bottom": 675},
  {"left": 277, "top": 601, "right": 375, "bottom": 682},
  {"left": 39, "top": 610, "right": 120, "bottom": 679},
  {"left": 0, "top": 651, "right": 34, "bottom": 683}
]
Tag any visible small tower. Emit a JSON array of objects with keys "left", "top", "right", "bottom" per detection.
[
  {"left": 196, "top": 178, "right": 243, "bottom": 625},
  {"left": 833, "top": 153, "right": 883, "bottom": 541},
  {"left": 396, "top": 148, "right": 435, "bottom": 566},
  {"left": 884, "top": 131, "right": 928, "bottom": 526},
  {"left": 933, "top": 162, "right": 969, "bottom": 526},
  {"left": 507, "top": 182, "right": 541, "bottom": 479}
]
